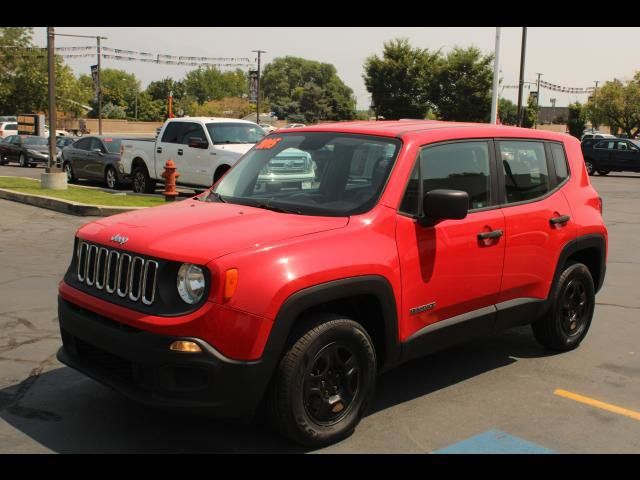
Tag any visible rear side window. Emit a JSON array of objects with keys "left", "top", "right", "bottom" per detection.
[
  {"left": 498, "top": 141, "right": 550, "bottom": 203},
  {"left": 5, "top": 123, "right": 17, "bottom": 130},
  {"left": 419, "top": 141, "right": 491, "bottom": 210},
  {"left": 74, "top": 138, "right": 92, "bottom": 150},
  {"left": 161, "top": 122, "right": 184, "bottom": 144},
  {"left": 549, "top": 143, "right": 569, "bottom": 182},
  {"left": 595, "top": 140, "right": 615, "bottom": 150}
]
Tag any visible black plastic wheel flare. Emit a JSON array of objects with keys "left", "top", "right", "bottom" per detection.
[
  {"left": 303, "top": 342, "right": 361, "bottom": 425},
  {"left": 560, "top": 279, "right": 588, "bottom": 337}
]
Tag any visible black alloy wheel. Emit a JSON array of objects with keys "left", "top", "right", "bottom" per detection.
[
  {"left": 532, "top": 262, "right": 595, "bottom": 351},
  {"left": 64, "top": 162, "right": 76, "bottom": 183},
  {"left": 303, "top": 342, "right": 361, "bottom": 425}
]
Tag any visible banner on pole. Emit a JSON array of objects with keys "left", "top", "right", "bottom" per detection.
[
  {"left": 90, "top": 64, "right": 99, "bottom": 101},
  {"left": 249, "top": 70, "right": 258, "bottom": 103}
]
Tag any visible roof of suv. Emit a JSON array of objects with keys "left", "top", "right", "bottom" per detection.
[
  {"left": 168, "top": 117, "right": 258, "bottom": 125},
  {"left": 277, "top": 120, "right": 572, "bottom": 142}
]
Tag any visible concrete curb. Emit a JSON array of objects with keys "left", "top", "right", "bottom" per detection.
[{"left": 0, "top": 188, "right": 145, "bottom": 217}]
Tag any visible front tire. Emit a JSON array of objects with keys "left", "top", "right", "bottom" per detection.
[
  {"left": 265, "top": 314, "right": 377, "bottom": 448},
  {"left": 532, "top": 262, "right": 595, "bottom": 352},
  {"left": 63, "top": 161, "right": 77, "bottom": 183},
  {"left": 19, "top": 153, "right": 28, "bottom": 168}
]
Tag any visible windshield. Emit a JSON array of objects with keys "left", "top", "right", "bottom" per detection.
[
  {"left": 23, "top": 136, "right": 48, "bottom": 146},
  {"left": 211, "top": 132, "right": 401, "bottom": 216},
  {"left": 206, "top": 123, "right": 265, "bottom": 145},
  {"left": 101, "top": 138, "right": 122, "bottom": 154}
]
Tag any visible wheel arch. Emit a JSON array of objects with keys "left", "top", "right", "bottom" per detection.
[
  {"left": 263, "top": 275, "right": 401, "bottom": 374},
  {"left": 554, "top": 234, "right": 606, "bottom": 294}
]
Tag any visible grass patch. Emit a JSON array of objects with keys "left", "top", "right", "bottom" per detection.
[{"left": 0, "top": 176, "right": 166, "bottom": 207}]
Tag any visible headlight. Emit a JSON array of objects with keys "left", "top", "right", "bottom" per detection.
[{"left": 176, "top": 263, "right": 206, "bottom": 304}]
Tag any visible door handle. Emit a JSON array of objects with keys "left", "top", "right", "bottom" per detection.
[
  {"left": 177, "top": 149, "right": 183, "bottom": 156},
  {"left": 550, "top": 215, "right": 570, "bottom": 225},
  {"left": 156, "top": 147, "right": 162, "bottom": 154},
  {"left": 477, "top": 229, "right": 503, "bottom": 240}
]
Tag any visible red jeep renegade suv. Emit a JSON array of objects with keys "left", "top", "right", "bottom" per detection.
[{"left": 57, "top": 121, "right": 607, "bottom": 447}]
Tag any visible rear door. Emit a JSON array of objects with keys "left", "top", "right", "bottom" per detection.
[
  {"left": 70, "top": 137, "right": 93, "bottom": 177},
  {"left": 86, "top": 137, "right": 106, "bottom": 179},
  {"left": 592, "top": 139, "right": 615, "bottom": 169},
  {"left": 612, "top": 140, "right": 640, "bottom": 171},
  {"left": 496, "top": 139, "right": 575, "bottom": 323}
]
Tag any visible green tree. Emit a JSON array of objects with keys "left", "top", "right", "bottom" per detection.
[
  {"left": 432, "top": 47, "right": 493, "bottom": 122},
  {"left": 586, "top": 77, "right": 640, "bottom": 138},
  {"left": 363, "top": 38, "right": 437, "bottom": 119},
  {"left": 567, "top": 102, "right": 587, "bottom": 139},
  {"left": 183, "top": 67, "right": 247, "bottom": 104},
  {"left": 498, "top": 98, "right": 518, "bottom": 125},
  {"left": 262, "top": 56, "right": 356, "bottom": 122},
  {"left": 99, "top": 69, "right": 141, "bottom": 117},
  {"left": 134, "top": 92, "right": 164, "bottom": 121},
  {"left": 146, "top": 78, "right": 185, "bottom": 102}
]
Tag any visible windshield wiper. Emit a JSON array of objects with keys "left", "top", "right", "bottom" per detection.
[
  {"left": 204, "top": 191, "right": 226, "bottom": 203},
  {"left": 248, "top": 201, "right": 303, "bottom": 215}
]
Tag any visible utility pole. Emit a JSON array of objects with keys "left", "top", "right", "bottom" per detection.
[
  {"left": 97, "top": 36, "right": 102, "bottom": 134},
  {"left": 592, "top": 80, "right": 600, "bottom": 130},
  {"left": 47, "top": 27, "right": 57, "bottom": 172},
  {"left": 534, "top": 72, "right": 543, "bottom": 128},
  {"left": 252, "top": 50, "right": 266, "bottom": 124},
  {"left": 490, "top": 27, "right": 501, "bottom": 124},
  {"left": 516, "top": 27, "right": 527, "bottom": 126}
]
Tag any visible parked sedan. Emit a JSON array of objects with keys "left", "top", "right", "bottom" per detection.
[
  {"left": 581, "top": 138, "right": 640, "bottom": 175},
  {"left": 56, "top": 136, "right": 76, "bottom": 167},
  {"left": 0, "top": 135, "right": 50, "bottom": 167},
  {"left": 61, "top": 136, "right": 129, "bottom": 189}
]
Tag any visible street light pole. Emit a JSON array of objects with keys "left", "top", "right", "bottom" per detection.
[
  {"left": 252, "top": 50, "right": 266, "bottom": 124},
  {"left": 516, "top": 27, "right": 527, "bottom": 127},
  {"left": 490, "top": 27, "right": 501, "bottom": 124},
  {"left": 534, "top": 72, "right": 543, "bottom": 128},
  {"left": 97, "top": 36, "right": 102, "bottom": 134},
  {"left": 47, "top": 27, "right": 58, "bottom": 172}
]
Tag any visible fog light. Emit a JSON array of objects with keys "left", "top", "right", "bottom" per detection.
[{"left": 169, "top": 340, "right": 202, "bottom": 353}]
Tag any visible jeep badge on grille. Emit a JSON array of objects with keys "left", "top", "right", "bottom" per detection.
[{"left": 110, "top": 234, "right": 128, "bottom": 245}]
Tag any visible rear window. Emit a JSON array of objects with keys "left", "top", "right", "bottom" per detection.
[{"left": 101, "top": 138, "right": 122, "bottom": 154}]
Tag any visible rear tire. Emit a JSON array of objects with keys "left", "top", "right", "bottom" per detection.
[
  {"left": 584, "top": 160, "right": 595, "bottom": 176},
  {"left": 105, "top": 166, "right": 119, "bottom": 189},
  {"left": 532, "top": 262, "right": 595, "bottom": 352},
  {"left": 132, "top": 165, "right": 154, "bottom": 193},
  {"left": 597, "top": 170, "right": 610, "bottom": 176},
  {"left": 264, "top": 314, "right": 377, "bottom": 448}
]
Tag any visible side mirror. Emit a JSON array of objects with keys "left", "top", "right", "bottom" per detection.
[
  {"left": 188, "top": 137, "right": 208, "bottom": 149},
  {"left": 92, "top": 148, "right": 103, "bottom": 155},
  {"left": 420, "top": 189, "right": 469, "bottom": 226}
]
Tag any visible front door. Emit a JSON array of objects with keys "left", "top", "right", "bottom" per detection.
[
  {"left": 396, "top": 140, "right": 506, "bottom": 344},
  {"left": 156, "top": 121, "right": 204, "bottom": 186}
]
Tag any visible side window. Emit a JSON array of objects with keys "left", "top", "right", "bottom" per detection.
[
  {"left": 499, "top": 141, "right": 550, "bottom": 204},
  {"left": 160, "top": 122, "right": 184, "bottom": 144},
  {"left": 74, "top": 138, "right": 92, "bottom": 150},
  {"left": 549, "top": 143, "right": 569, "bottom": 182},
  {"left": 399, "top": 162, "right": 420, "bottom": 215},
  {"left": 180, "top": 123, "right": 207, "bottom": 145},
  {"left": 420, "top": 141, "right": 491, "bottom": 210},
  {"left": 617, "top": 141, "right": 629, "bottom": 151}
]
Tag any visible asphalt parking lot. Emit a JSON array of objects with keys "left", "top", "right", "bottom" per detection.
[{"left": 0, "top": 172, "right": 638, "bottom": 453}]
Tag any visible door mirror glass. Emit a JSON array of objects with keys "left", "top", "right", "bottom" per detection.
[
  {"left": 188, "top": 137, "right": 208, "bottom": 149},
  {"left": 421, "top": 189, "right": 469, "bottom": 225},
  {"left": 92, "top": 148, "right": 103, "bottom": 155}
]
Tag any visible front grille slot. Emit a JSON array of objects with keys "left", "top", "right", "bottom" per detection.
[{"left": 74, "top": 240, "right": 158, "bottom": 305}]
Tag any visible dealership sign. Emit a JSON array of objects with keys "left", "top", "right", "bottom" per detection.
[{"left": 17, "top": 114, "right": 45, "bottom": 136}]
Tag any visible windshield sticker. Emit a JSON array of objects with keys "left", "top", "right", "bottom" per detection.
[{"left": 256, "top": 137, "right": 282, "bottom": 149}]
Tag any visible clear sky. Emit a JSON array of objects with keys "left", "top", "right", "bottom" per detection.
[{"left": 34, "top": 27, "right": 640, "bottom": 111}]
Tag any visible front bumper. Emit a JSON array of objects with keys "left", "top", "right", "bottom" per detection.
[
  {"left": 57, "top": 296, "right": 273, "bottom": 416},
  {"left": 28, "top": 154, "right": 49, "bottom": 164}
]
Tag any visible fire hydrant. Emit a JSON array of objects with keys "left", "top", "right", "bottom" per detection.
[{"left": 162, "top": 159, "right": 180, "bottom": 202}]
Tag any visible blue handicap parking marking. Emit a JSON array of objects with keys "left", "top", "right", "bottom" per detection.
[{"left": 432, "top": 429, "right": 556, "bottom": 454}]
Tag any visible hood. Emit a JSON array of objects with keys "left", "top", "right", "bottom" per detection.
[
  {"left": 77, "top": 199, "right": 348, "bottom": 265},
  {"left": 214, "top": 143, "right": 255, "bottom": 156},
  {"left": 26, "top": 144, "right": 49, "bottom": 152}
]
